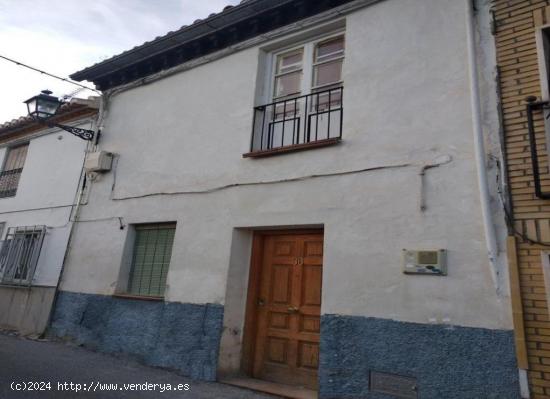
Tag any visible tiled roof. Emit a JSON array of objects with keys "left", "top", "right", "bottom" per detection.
[
  {"left": 72, "top": 0, "right": 254, "bottom": 78},
  {"left": 0, "top": 114, "right": 34, "bottom": 132},
  {"left": 70, "top": 0, "right": 357, "bottom": 90}
]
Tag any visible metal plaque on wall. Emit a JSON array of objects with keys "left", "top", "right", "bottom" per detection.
[{"left": 370, "top": 371, "right": 418, "bottom": 399}]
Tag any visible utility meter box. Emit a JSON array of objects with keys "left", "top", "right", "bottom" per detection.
[
  {"left": 402, "top": 249, "right": 447, "bottom": 276},
  {"left": 84, "top": 151, "right": 113, "bottom": 173}
]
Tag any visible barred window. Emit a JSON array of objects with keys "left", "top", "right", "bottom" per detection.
[
  {"left": 0, "top": 144, "right": 28, "bottom": 199},
  {"left": 0, "top": 226, "right": 46, "bottom": 286},
  {"left": 127, "top": 223, "right": 175, "bottom": 297}
]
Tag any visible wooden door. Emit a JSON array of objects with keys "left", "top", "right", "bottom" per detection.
[{"left": 251, "top": 232, "right": 323, "bottom": 389}]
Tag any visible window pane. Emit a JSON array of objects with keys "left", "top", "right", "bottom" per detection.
[
  {"left": 4, "top": 145, "right": 28, "bottom": 171},
  {"left": 277, "top": 50, "right": 303, "bottom": 74},
  {"left": 128, "top": 224, "right": 175, "bottom": 297},
  {"left": 316, "top": 37, "right": 345, "bottom": 62},
  {"left": 275, "top": 71, "right": 302, "bottom": 98},
  {"left": 311, "top": 89, "right": 343, "bottom": 112},
  {"left": 273, "top": 101, "right": 300, "bottom": 120},
  {"left": 314, "top": 60, "right": 343, "bottom": 87}
]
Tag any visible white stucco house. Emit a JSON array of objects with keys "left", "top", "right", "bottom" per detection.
[
  {"left": 0, "top": 99, "right": 98, "bottom": 335},
  {"left": 48, "top": 0, "right": 521, "bottom": 398}
]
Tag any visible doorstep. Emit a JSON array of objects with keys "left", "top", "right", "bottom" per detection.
[{"left": 220, "top": 377, "right": 317, "bottom": 399}]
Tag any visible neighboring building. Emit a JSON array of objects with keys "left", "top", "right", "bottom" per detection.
[
  {"left": 0, "top": 99, "right": 98, "bottom": 335},
  {"left": 49, "top": 0, "right": 520, "bottom": 398},
  {"left": 493, "top": 1, "right": 550, "bottom": 398}
]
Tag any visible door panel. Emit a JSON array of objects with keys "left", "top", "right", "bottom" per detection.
[
  {"left": 252, "top": 232, "right": 323, "bottom": 390},
  {"left": 271, "top": 265, "right": 292, "bottom": 304}
]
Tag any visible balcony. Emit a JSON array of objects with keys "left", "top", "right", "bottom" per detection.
[
  {"left": 0, "top": 168, "right": 23, "bottom": 198},
  {"left": 244, "top": 87, "right": 343, "bottom": 158}
]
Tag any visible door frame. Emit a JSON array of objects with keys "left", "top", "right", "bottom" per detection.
[{"left": 241, "top": 228, "right": 324, "bottom": 377}]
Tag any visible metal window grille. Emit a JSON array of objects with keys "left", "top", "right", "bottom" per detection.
[
  {"left": 0, "top": 226, "right": 46, "bottom": 286},
  {"left": 0, "top": 144, "right": 28, "bottom": 198},
  {"left": 128, "top": 224, "right": 176, "bottom": 297}
]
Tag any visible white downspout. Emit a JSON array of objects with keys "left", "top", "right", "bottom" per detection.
[
  {"left": 465, "top": 0, "right": 499, "bottom": 287},
  {"left": 466, "top": 1, "right": 529, "bottom": 397},
  {"left": 43, "top": 96, "right": 104, "bottom": 335}
]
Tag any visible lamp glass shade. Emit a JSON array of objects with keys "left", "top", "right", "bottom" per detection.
[{"left": 24, "top": 92, "right": 62, "bottom": 119}]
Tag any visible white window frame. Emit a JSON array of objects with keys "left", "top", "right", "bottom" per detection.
[
  {"left": 272, "top": 47, "right": 305, "bottom": 101},
  {"left": 266, "top": 31, "right": 346, "bottom": 105},
  {"left": 311, "top": 37, "right": 345, "bottom": 92}
]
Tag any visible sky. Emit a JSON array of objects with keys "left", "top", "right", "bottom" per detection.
[{"left": 0, "top": 0, "right": 240, "bottom": 122}]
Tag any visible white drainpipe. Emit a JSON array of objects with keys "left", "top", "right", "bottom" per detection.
[
  {"left": 465, "top": 1, "right": 529, "bottom": 397},
  {"left": 465, "top": 0, "right": 499, "bottom": 286}
]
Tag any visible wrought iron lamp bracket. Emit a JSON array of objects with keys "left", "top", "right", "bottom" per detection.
[
  {"left": 46, "top": 121, "right": 95, "bottom": 141},
  {"left": 40, "top": 119, "right": 96, "bottom": 141}
]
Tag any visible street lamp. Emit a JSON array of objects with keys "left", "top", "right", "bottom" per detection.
[{"left": 24, "top": 90, "right": 96, "bottom": 141}]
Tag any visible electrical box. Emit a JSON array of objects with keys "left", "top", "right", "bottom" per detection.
[
  {"left": 84, "top": 151, "right": 113, "bottom": 173},
  {"left": 402, "top": 249, "right": 447, "bottom": 276}
]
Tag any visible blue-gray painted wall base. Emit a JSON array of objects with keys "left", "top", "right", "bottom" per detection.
[
  {"left": 49, "top": 291, "right": 224, "bottom": 381},
  {"left": 50, "top": 292, "right": 519, "bottom": 397},
  {"left": 319, "top": 315, "right": 520, "bottom": 399}
]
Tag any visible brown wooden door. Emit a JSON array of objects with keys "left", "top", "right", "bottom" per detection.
[{"left": 252, "top": 232, "right": 323, "bottom": 389}]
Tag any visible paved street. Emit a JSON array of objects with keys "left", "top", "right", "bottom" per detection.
[{"left": 0, "top": 333, "right": 278, "bottom": 399}]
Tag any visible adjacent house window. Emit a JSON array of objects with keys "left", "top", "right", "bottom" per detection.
[
  {"left": 537, "top": 27, "right": 550, "bottom": 100},
  {"left": 0, "top": 144, "right": 28, "bottom": 198},
  {"left": 0, "top": 226, "right": 46, "bottom": 286},
  {"left": 527, "top": 27, "right": 550, "bottom": 197},
  {"left": 127, "top": 223, "right": 176, "bottom": 297},
  {"left": 248, "top": 34, "right": 345, "bottom": 156}
]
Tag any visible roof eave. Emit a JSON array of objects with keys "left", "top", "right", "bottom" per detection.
[
  {"left": 70, "top": 0, "right": 293, "bottom": 82},
  {"left": 69, "top": 0, "right": 357, "bottom": 90}
]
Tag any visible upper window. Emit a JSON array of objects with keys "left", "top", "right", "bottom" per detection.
[
  {"left": 0, "top": 144, "right": 28, "bottom": 198},
  {"left": 248, "top": 34, "right": 345, "bottom": 157},
  {"left": 127, "top": 223, "right": 176, "bottom": 298},
  {"left": 273, "top": 36, "right": 344, "bottom": 101}
]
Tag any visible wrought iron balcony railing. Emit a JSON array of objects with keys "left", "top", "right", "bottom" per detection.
[
  {"left": 0, "top": 168, "right": 23, "bottom": 198},
  {"left": 247, "top": 87, "right": 343, "bottom": 157}
]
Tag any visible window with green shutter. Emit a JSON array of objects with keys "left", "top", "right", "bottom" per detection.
[{"left": 127, "top": 223, "right": 176, "bottom": 297}]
